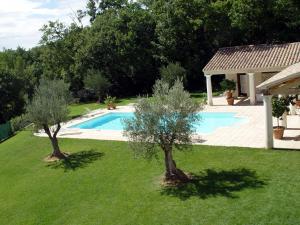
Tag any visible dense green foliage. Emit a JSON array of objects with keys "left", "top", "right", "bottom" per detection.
[
  {"left": 0, "top": 131, "right": 300, "bottom": 224},
  {"left": 1, "top": 0, "right": 300, "bottom": 121},
  {"left": 160, "top": 62, "right": 187, "bottom": 87},
  {"left": 78, "top": 3, "right": 158, "bottom": 96},
  {"left": 84, "top": 70, "right": 111, "bottom": 102},
  {"left": 220, "top": 79, "right": 237, "bottom": 92},
  {"left": 0, "top": 70, "right": 25, "bottom": 123},
  {"left": 26, "top": 79, "right": 71, "bottom": 129}
]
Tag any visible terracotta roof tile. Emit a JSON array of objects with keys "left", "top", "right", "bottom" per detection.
[{"left": 203, "top": 42, "right": 300, "bottom": 74}]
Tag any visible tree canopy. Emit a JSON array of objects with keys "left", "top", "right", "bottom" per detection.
[
  {"left": 1, "top": 0, "right": 300, "bottom": 121},
  {"left": 160, "top": 62, "right": 187, "bottom": 87},
  {"left": 26, "top": 78, "right": 71, "bottom": 159},
  {"left": 124, "top": 80, "right": 201, "bottom": 181},
  {"left": 84, "top": 69, "right": 111, "bottom": 102},
  {"left": 0, "top": 70, "right": 25, "bottom": 124}
]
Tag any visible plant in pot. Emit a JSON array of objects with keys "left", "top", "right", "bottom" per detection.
[
  {"left": 220, "top": 79, "right": 236, "bottom": 105},
  {"left": 105, "top": 96, "right": 117, "bottom": 110},
  {"left": 288, "top": 95, "right": 297, "bottom": 115},
  {"left": 272, "top": 97, "right": 289, "bottom": 139}
]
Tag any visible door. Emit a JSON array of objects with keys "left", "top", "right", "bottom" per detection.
[{"left": 237, "top": 74, "right": 249, "bottom": 96}]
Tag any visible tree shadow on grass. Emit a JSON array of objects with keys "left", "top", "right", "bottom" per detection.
[
  {"left": 161, "top": 168, "right": 266, "bottom": 200},
  {"left": 47, "top": 149, "right": 104, "bottom": 171}
]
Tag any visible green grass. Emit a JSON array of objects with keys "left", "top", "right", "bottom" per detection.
[
  {"left": 68, "top": 96, "right": 138, "bottom": 118},
  {"left": 0, "top": 131, "right": 300, "bottom": 225}
]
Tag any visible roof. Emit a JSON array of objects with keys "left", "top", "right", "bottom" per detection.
[
  {"left": 203, "top": 42, "right": 300, "bottom": 74},
  {"left": 257, "top": 62, "right": 300, "bottom": 90}
]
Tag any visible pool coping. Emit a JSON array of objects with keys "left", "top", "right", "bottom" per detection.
[
  {"left": 35, "top": 104, "right": 255, "bottom": 146},
  {"left": 66, "top": 110, "right": 249, "bottom": 136}
]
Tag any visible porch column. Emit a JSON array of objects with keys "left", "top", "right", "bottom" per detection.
[
  {"left": 205, "top": 74, "right": 213, "bottom": 106},
  {"left": 248, "top": 73, "right": 256, "bottom": 105},
  {"left": 263, "top": 95, "right": 273, "bottom": 149}
]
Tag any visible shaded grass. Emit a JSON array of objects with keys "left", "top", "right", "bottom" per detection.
[
  {"left": 190, "top": 91, "right": 223, "bottom": 103},
  {"left": 47, "top": 150, "right": 104, "bottom": 171},
  {"left": 161, "top": 168, "right": 266, "bottom": 200},
  {"left": 0, "top": 131, "right": 300, "bottom": 225}
]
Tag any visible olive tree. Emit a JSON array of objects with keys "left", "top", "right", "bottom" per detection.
[
  {"left": 84, "top": 70, "right": 111, "bottom": 103},
  {"left": 160, "top": 62, "right": 187, "bottom": 88},
  {"left": 124, "top": 80, "right": 201, "bottom": 182},
  {"left": 26, "top": 78, "right": 71, "bottom": 159}
]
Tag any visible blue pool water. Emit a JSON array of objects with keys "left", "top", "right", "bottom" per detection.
[{"left": 70, "top": 112, "right": 247, "bottom": 134}]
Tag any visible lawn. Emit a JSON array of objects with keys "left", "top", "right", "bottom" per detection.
[
  {"left": 68, "top": 96, "right": 139, "bottom": 118},
  {"left": 0, "top": 130, "right": 299, "bottom": 225}
]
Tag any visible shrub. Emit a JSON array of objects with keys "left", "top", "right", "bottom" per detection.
[
  {"left": 84, "top": 70, "right": 111, "bottom": 103},
  {"left": 220, "top": 79, "right": 236, "bottom": 92},
  {"left": 104, "top": 96, "right": 117, "bottom": 109},
  {"left": 11, "top": 115, "right": 31, "bottom": 133},
  {"left": 76, "top": 89, "right": 96, "bottom": 102},
  {"left": 160, "top": 62, "right": 187, "bottom": 87}
]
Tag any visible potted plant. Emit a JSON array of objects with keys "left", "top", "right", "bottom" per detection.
[
  {"left": 220, "top": 79, "right": 236, "bottom": 105},
  {"left": 105, "top": 96, "right": 117, "bottom": 110},
  {"left": 288, "top": 95, "right": 297, "bottom": 115},
  {"left": 272, "top": 97, "right": 289, "bottom": 139}
]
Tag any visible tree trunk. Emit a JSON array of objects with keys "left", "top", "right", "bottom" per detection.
[
  {"left": 43, "top": 124, "right": 65, "bottom": 159},
  {"left": 50, "top": 136, "right": 66, "bottom": 159},
  {"left": 97, "top": 95, "right": 102, "bottom": 103},
  {"left": 164, "top": 148, "right": 189, "bottom": 182}
]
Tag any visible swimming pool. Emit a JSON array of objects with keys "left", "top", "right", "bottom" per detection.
[{"left": 70, "top": 112, "right": 247, "bottom": 134}]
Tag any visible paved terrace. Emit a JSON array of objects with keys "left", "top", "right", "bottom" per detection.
[{"left": 35, "top": 97, "right": 300, "bottom": 150}]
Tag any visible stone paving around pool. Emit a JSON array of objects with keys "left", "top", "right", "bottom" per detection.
[{"left": 35, "top": 97, "right": 300, "bottom": 150}]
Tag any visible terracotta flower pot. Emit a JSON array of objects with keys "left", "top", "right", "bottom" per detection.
[
  {"left": 273, "top": 126, "right": 285, "bottom": 139},
  {"left": 107, "top": 103, "right": 113, "bottom": 110},
  {"left": 226, "top": 91, "right": 233, "bottom": 99},
  {"left": 296, "top": 100, "right": 300, "bottom": 107},
  {"left": 107, "top": 103, "right": 116, "bottom": 110},
  {"left": 227, "top": 97, "right": 234, "bottom": 105}
]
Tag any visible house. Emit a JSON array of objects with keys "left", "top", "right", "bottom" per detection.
[{"left": 203, "top": 42, "right": 300, "bottom": 106}]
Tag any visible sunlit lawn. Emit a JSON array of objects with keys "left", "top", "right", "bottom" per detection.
[
  {"left": 0, "top": 130, "right": 299, "bottom": 225},
  {"left": 68, "top": 96, "right": 139, "bottom": 118},
  {"left": 1, "top": 93, "right": 299, "bottom": 225}
]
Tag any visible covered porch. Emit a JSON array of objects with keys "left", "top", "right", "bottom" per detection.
[
  {"left": 203, "top": 42, "right": 300, "bottom": 106},
  {"left": 257, "top": 62, "right": 300, "bottom": 149},
  {"left": 205, "top": 72, "right": 259, "bottom": 106}
]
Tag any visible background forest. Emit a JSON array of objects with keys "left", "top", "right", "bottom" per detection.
[{"left": 1, "top": 0, "right": 300, "bottom": 123}]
